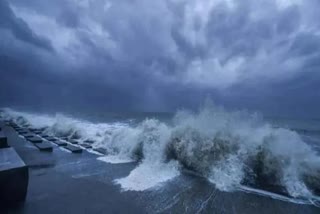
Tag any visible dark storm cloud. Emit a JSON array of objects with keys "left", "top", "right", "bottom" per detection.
[
  {"left": 56, "top": 9, "right": 80, "bottom": 28},
  {"left": 0, "top": 1, "right": 53, "bottom": 51},
  {"left": 1, "top": 0, "right": 320, "bottom": 117}
]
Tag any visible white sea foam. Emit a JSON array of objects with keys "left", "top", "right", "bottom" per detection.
[
  {"left": 1, "top": 104, "right": 320, "bottom": 200},
  {"left": 115, "top": 161, "right": 180, "bottom": 191},
  {"left": 98, "top": 155, "right": 135, "bottom": 164}
]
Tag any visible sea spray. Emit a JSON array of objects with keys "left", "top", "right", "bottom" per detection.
[
  {"left": 115, "top": 119, "right": 181, "bottom": 191},
  {"left": 2, "top": 105, "right": 320, "bottom": 199}
]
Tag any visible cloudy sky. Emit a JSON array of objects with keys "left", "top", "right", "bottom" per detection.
[{"left": 1, "top": 0, "right": 320, "bottom": 117}]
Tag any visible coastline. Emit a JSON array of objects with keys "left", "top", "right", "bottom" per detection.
[{"left": 1, "top": 122, "right": 319, "bottom": 213}]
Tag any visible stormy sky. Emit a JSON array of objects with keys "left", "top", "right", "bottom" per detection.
[{"left": 1, "top": 0, "right": 320, "bottom": 117}]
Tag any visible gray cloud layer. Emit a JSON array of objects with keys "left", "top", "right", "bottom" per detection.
[{"left": 1, "top": 0, "right": 320, "bottom": 117}]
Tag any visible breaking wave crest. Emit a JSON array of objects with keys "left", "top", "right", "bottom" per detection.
[{"left": 1, "top": 104, "right": 320, "bottom": 201}]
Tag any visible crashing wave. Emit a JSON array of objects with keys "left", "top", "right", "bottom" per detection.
[{"left": 1, "top": 104, "right": 320, "bottom": 199}]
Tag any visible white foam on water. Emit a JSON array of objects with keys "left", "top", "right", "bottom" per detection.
[
  {"left": 240, "top": 186, "right": 309, "bottom": 204},
  {"left": 2, "top": 108, "right": 55, "bottom": 128},
  {"left": 87, "top": 149, "right": 104, "bottom": 156},
  {"left": 115, "top": 161, "right": 180, "bottom": 191},
  {"left": 59, "top": 147, "right": 72, "bottom": 153},
  {"left": 98, "top": 155, "right": 135, "bottom": 164}
]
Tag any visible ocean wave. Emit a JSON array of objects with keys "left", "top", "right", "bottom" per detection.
[{"left": 1, "top": 105, "right": 320, "bottom": 200}]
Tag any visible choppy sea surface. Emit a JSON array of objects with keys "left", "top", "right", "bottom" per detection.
[{"left": 1, "top": 104, "right": 320, "bottom": 208}]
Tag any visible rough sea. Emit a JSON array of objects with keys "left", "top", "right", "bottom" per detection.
[{"left": 1, "top": 104, "right": 320, "bottom": 209}]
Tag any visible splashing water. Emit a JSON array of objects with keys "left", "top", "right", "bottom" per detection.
[{"left": 1, "top": 104, "right": 320, "bottom": 199}]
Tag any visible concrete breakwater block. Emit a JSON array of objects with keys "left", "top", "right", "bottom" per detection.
[
  {"left": 34, "top": 141, "right": 53, "bottom": 152},
  {"left": 27, "top": 136, "right": 43, "bottom": 143},
  {"left": 69, "top": 139, "right": 79, "bottom": 145},
  {"left": 0, "top": 132, "right": 8, "bottom": 145},
  {"left": 22, "top": 133, "right": 36, "bottom": 138},
  {"left": 93, "top": 147, "right": 107, "bottom": 154},
  {"left": 0, "top": 132, "right": 9, "bottom": 148},
  {"left": 0, "top": 147, "right": 29, "bottom": 204},
  {"left": 53, "top": 141, "right": 67, "bottom": 146},
  {"left": 84, "top": 140, "right": 94, "bottom": 144},
  {"left": 44, "top": 136, "right": 57, "bottom": 141},
  {"left": 17, "top": 130, "right": 29, "bottom": 135},
  {"left": 39, "top": 134, "right": 49, "bottom": 138},
  {"left": 28, "top": 128, "right": 39, "bottom": 132},
  {"left": 80, "top": 143, "right": 92, "bottom": 149},
  {"left": 17, "top": 128, "right": 29, "bottom": 132},
  {"left": 33, "top": 131, "right": 43, "bottom": 135},
  {"left": 64, "top": 145, "right": 82, "bottom": 153}
]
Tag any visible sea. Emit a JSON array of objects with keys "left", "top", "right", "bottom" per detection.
[{"left": 1, "top": 103, "right": 320, "bottom": 211}]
